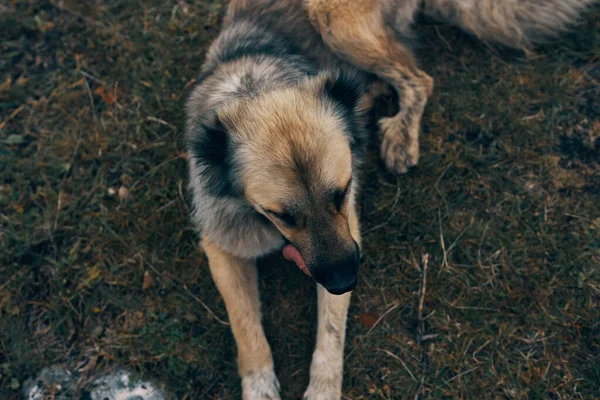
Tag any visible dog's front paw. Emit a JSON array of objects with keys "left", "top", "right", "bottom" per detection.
[
  {"left": 303, "top": 385, "right": 340, "bottom": 400},
  {"left": 242, "top": 367, "right": 281, "bottom": 400},
  {"left": 379, "top": 115, "right": 419, "bottom": 174},
  {"left": 303, "top": 351, "right": 343, "bottom": 400}
]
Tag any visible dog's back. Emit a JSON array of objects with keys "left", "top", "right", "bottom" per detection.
[{"left": 220, "top": 0, "right": 344, "bottom": 72}]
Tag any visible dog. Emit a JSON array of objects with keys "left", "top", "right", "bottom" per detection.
[{"left": 185, "top": 1, "right": 595, "bottom": 398}]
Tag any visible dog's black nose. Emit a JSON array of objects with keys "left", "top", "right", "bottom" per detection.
[
  {"left": 312, "top": 244, "right": 360, "bottom": 295},
  {"left": 324, "top": 275, "right": 358, "bottom": 295}
]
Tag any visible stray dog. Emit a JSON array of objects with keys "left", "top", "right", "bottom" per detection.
[{"left": 185, "top": 0, "right": 595, "bottom": 398}]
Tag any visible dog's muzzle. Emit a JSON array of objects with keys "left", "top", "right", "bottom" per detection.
[
  {"left": 285, "top": 241, "right": 360, "bottom": 295},
  {"left": 311, "top": 243, "right": 360, "bottom": 295}
]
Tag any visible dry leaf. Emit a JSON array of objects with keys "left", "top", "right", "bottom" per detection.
[
  {"left": 358, "top": 312, "right": 380, "bottom": 328},
  {"left": 142, "top": 270, "right": 155, "bottom": 290},
  {"left": 0, "top": 76, "right": 11, "bottom": 92},
  {"left": 94, "top": 85, "right": 117, "bottom": 104}
]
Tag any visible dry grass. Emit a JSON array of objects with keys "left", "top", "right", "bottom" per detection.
[{"left": 1, "top": 1, "right": 599, "bottom": 399}]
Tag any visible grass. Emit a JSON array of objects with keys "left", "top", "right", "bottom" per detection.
[{"left": 1, "top": 1, "right": 599, "bottom": 399}]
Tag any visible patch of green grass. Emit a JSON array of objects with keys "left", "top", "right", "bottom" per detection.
[{"left": 1, "top": 1, "right": 599, "bottom": 399}]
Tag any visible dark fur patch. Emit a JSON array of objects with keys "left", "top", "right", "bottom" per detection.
[
  {"left": 323, "top": 70, "right": 363, "bottom": 110},
  {"left": 321, "top": 71, "right": 368, "bottom": 165},
  {"left": 198, "top": 21, "right": 314, "bottom": 84},
  {"left": 218, "top": 35, "right": 295, "bottom": 65},
  {"left": 188, "top": 114, "right": 239, "bottom": 198}
]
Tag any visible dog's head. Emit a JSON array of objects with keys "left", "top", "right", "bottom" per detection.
[{"left": 190, "top": 71, "right": 367, "bottom": 294}]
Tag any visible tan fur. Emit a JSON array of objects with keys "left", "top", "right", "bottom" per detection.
[
  {"left": 190, "top": 1, "right": 595, "bottom": 398},
  {"left": 423, "top": 0, "right": 596, "bottom": 51},
  {"left": 306, "top": 0, "right": 434, "bottom": 174},
  {"left": 218, "top": 84, "right": 357, "bottom": 266},
  {"left": 227, "top": 87, "right": 353, "bottom": 206},
  {"left": 197, "top": 68, "right": 361, "bottom": 399},
  {"left": 305, "top": 199, "right": 359, "bottom": 398},
  {"left": 203, "top": 201, "right": 360, "bottom": 400},
  {"left": 202, "top": 239, "right": 274, "bottom": 377}
]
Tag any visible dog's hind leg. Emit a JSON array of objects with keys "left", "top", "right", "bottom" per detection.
[
  {"left": 307, "top": 0, "right": 433, "bottom": 174},
  {"left": 304, "top": 202, "right": 361, "bottom": 400},
  {"left": 202, "top": 239, "right": 280, "bottom": 400}
]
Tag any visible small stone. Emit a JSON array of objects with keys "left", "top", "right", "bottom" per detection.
[{"left": 118, "top": 186, "right": 130, "bottom": 201}]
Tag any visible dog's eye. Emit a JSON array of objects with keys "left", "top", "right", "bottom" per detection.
[
  {"left": 333, "top": 180, "right": 352, "bottom": 211},
  {"left": 268, "top": 211, "right": 297, "bottom": 227},
  {"left": 334, "top": 190, "right": 347, "bottom": 210}
]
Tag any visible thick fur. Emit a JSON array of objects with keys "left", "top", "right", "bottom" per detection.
[
  {"left": 185, "top": 0, "right": 595, "bottom": 398},
  {"left": 423, "top": 0, "right": 597, "bottom": 51}
]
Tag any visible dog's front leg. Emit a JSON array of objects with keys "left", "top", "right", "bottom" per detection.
[
  {"left": 203, "top": 239, "right": 280, "bottom": 400},
  {"left": 304, "top": 286, "right": 351, "bottom": 400},
  {"left": 304, "top": 202, "right": 361, "bottom": 400}
]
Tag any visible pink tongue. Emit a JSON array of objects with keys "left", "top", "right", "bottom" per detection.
[{"left": 283, "top": 244, "right": 312, "bottom": 277}]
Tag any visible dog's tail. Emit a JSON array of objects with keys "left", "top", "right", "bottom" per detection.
[{"left": 422, "top": 0, "right": 596, "bottom": 50}]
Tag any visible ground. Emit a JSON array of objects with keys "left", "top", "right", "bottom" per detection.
[{"left": 1, "top": 1, "right": 599, "bottom": 399}]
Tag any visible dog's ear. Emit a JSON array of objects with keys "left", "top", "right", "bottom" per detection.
[
  {"left": 187, "top": 112, "right": 239, "bottom": 198},
  {"left": 321, "top": 69, "right": 364, "bottom": 111},
  {"left": 319, "top": 70, "right": 368, "bottom": 162}
]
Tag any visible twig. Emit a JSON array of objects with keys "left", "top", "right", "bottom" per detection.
[
  {"left": 438, "top": 209, "right": 472, "bottom": 272},
  {"left": 434, "top": 26, "right": 453, "bottom": 51},
  {"left": 421, "top": 333, "right": 439, "bottom": 341},
  {"left": 178, "top": 179, "right": 190, "bottom": 214},
  {"left": 417, "top": 254, "right": 429, "bottom": 341},
  {"left": 156, "top": 199, "right": 177, "bottom": 213},
  {"left": 366, "top": 177, "right": 401, "bottom": 233},
  {"left": 54, "top": 130, "right": 83, "bottom": 232},
  {"left": 80, "top": 73, "right": 98, "bottom": 123},
  {"left": 441, "top": 298, "right": 499, "bottom": 312},
  {"left": 53, "top": 190, "right": 63, "bottom": 231},
  {"left": 146, "top": 116, "right": 177, "bottom": 131},
  {"left": 129, "top": 155, "right": 183, "bottom": 193},
  {"left": 413, "top": 254, "right": 431, "bottom": 400},
  {"left": 55, "top": 1, "right": 129, "bottom": 41},
  {"left": 365, "top": 301, "right": 399, "bottom": 336},
  {"left": 434, "top": 162, "right": 453, "bottom": 214},
  {"left": 61, "top": 130, "right": 83, "bottom": 185},
  {"left": 438, "top": 210, "right": 449, "bottom": 271},
  {"left": 197, "top": 377, "right": 220, "bottom": 399},
  {"left": 0, "top": 104, "right": 25, "bottom": 131},
  {"left": 78, "top": 70, "right": 106, "bottom": 86},
  {"left": 414, "top": 374, "right": 425, "bottom": 400},
  {"left": 377, "top": 348, "right": 417, "bottom": 382},
  {"left": 0, "top": 270, "right": 25, "bottom": 292},
  {"left": 98, "top": 220, "right": 162, "bottom": 280},
  {"left": 183, "top": 284, "right": 229, "bottom": 326},
  {"left": 446, "top": 366, "right": 480, "bottom": 383},
  {"left": 582, "top": 70, "right": 600, "bottom": 88},
  {"left": 134, "top": 253, "right": 162, "bottom": 279},
  {"left": 565, "top": 213, "right": 600, "bottom": 229}
]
